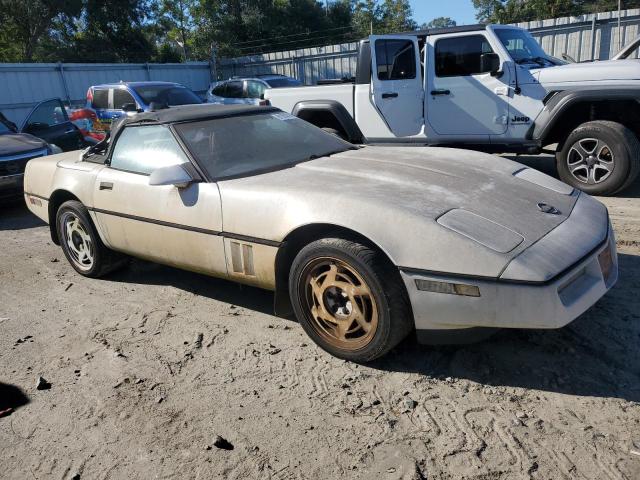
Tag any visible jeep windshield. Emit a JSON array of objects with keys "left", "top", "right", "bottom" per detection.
[
  {"left": 132, "top": 85, "right": 203, "bottom": 107},
  {"left": 175, "top": 112, "right": 353, "bottom": 180},
  {"left": 495, "top": 29, "right": 560, "bottom": 67}
]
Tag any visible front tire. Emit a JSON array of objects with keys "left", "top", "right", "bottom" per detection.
[
  {"left": 556, "top": 121, "right": 640, "bottom": 196},
  {"left": 289, "top": 238, "right": 413, "bottom": 362},
  {"left": 56, "top": 200, "right": 126, "bottom": 278}
]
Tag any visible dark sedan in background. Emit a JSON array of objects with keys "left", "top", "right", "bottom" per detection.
[{"left": 1, "top": 100, "right": 84, "bottom": 201}]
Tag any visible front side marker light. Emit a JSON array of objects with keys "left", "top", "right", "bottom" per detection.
[{"left": 415, "top": 279, "right": 480, "bottom": 297}]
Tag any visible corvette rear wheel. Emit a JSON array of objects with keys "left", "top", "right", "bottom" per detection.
[
  {"left": 56, "top": 200, "right": 126, "bottom": 278},
  {"left": 289, "top": 238, "right": 412, "bottom": 362}
]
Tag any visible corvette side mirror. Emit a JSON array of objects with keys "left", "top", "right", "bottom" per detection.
[{"left": 149, "top": 163, "right": 193, "bottom": 189}]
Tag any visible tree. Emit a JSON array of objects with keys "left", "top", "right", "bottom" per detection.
[
  {"left": 0, "top": 0, "right": 82, "bottom": 61},
  {"left": 421, "top": 16, "right": 457, "bottom": 29}
]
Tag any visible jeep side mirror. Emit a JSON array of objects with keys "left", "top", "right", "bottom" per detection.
[
  {"left": 480, "top": 53, "right": 501, "bottom": 76},
  {"left": 149, "top": 163, "right": 194, "bottom": 189}
]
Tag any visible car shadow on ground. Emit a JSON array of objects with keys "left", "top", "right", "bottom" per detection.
[
  {"left": 371, "top": 252, "right": 640, "bottom": 402},
  {"left": 0, "top": 201, "right": 46, "bottom": 231},
  {"left": 108, "top": 260, "right": 277, "bottom": 317},
  {"left": 0, "top": 383, "right": 30, "bottom": 417}
]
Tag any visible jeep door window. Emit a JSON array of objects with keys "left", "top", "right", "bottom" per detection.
[
  {"left": 91, "top": 89, "right": 109, "bottom": 109},
  {"left": 375, "top": 40, "right": 416, "bottom": 80},
  {"left": 175, "top": 112, "right": 351, "bottom": 179},
  {"left": 110, "top": 125, "right": 189, "bottom": 175},
  {"left": 435, "top": 35, "right": 495, "bottom": 77},
  {"left": 131, "top": 85, "right": 202, "bottom": 106},
  {"left": 113, "top": 89, "right": 136, "bottom": 110},
  {"left": 494, "top": 29, "right": 553, "bottom": 66}
]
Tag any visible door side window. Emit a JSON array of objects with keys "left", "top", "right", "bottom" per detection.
[
  {"left": 110, "top": 125, "right": 188, "bottom": 175},
  {"left": 113, "top": 89, "right": 136, "bottom": 110},
  {"left": 92, "top": 89, "right": 109, "bottom": 109},
  {"left": 435, "top": 35, "right": 495, "bottom": 77},
  {"left": 225, "top": 81, "right": 244, "bottom": 98},
  {"left": 375, "top": 40, "right": 416, "bottom": 80},
  {"left": 246, "top": 80, "right": 267, "bottom": 99},
  {"left": 26, "top": 99, "right": 69, "bottom": 127},
  {"left": 212, "top": 83, "right": 227, "bottom": 96}
]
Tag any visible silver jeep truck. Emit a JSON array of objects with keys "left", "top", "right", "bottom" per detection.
[{"left": 266, "top": 24, "right": 640, "bottom": 195}]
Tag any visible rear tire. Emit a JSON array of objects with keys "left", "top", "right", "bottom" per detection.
[
  {"left": 289, "top": 237, "right": 413, "bottom": 362},
  {"left": 56, "top": 200, "right": 126, "bottom": 278},
  {"left": 556, "top": 120, "right": 640, "bottom": 196}
]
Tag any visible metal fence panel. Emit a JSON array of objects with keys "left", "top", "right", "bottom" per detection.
[
  {"left": 218, "top": 7, "right": 640, "bottom": 84},
  {"left": 0, "top": 62, "right": 213, "bottom": 125}
]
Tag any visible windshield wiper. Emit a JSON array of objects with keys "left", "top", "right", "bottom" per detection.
[{"left": 515, "top": 56, "right": 547, "bottom": 66}]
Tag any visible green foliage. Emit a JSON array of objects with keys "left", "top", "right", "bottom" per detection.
[
  {"left": 421, "top": 17, "right": 457, "bottom": 30},
  {"left": 472, "top": 0, "right": 640, "bottom": 24}
]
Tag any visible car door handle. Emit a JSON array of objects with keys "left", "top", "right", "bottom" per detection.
[
  {"left": 99, "top": 182, "right": 113, "bottom": 191},
  {"left": 65, "top": 128, "right": 75, "bottom": 133},
  {"left": 430, "top": 89, "right": 451, "bottom": 96},
  {"left": 381, "top": 92, "right": 398, "bottom": 99}
]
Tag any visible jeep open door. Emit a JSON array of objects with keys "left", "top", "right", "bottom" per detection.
[
  {"left": 20, "top": 98, "right": 84, "bottom": 151},
  {"left": 370, "top": 35, "right": 424, "bottom": 137}
]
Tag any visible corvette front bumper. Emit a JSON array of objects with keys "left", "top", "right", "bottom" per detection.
[{"left": 401, "top": 229, "right": 617, "bottom": 339}]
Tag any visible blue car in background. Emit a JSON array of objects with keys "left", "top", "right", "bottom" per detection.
[{"left": 85, "top": 81, "right": 203, "bottom": 129}]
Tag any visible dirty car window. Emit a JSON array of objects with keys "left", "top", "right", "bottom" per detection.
[{"left": 174, "top": 113, "right": 350, "bottom": 179}]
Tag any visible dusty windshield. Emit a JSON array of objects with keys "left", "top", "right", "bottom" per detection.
[
  {"left": 175, "top": 112, "right": 352, "bottom": 179},
  {"left": 495, "top": 29, "right": 556, "bottom": 67}
]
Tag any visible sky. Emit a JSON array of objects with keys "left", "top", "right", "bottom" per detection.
[{"left": 410, "top": 0, "right": 479, "bottom": 26}]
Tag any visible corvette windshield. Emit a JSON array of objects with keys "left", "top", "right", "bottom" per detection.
[
  {"left": 175, "top": 112, "right": 352, "bottom": 179},
  {"left": 495, "top": 29, "right": 552, "bottom": 66}
]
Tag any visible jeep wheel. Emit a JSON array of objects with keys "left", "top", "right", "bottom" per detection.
[
  {"left": 556, "top": 121, "right": 640, "bottom": 196},
  {"left": 289, "top": 238, "right": 413, "bottom": 362}
]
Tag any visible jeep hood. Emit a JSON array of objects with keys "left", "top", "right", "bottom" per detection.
[
  {"left": 535, "top": 59, "right": 640, "bottom": 86},
  {"left": 218, "top": 147, "right": 593, "bottom": 278}
]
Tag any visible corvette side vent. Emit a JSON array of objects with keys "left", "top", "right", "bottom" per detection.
[{"left": 230, "top": 242, "right": 256, "bottom": 276}]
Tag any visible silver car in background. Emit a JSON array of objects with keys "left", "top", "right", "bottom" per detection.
[{"left": 206, "top": 74, "right": 302, "bottom": 105}]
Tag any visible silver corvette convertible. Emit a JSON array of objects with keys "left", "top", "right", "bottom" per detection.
[{"left": 23, "top": 104, "right": 617, "bottom": 361}]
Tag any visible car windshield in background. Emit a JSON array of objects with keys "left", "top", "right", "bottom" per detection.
[
  {"left": 175, "top": 112, "right": 351, "bottom": 179},
  {"left": 265, "top": 78, "right": 302, "bottom": 88},
  {"left": 0, "top": 121, "right": 12, "bottom": 134},
  {"left": 495, "top": 29, "right": 552, "bottom": 65},
  {"left": 132, "top": 85, "right": 203, "bottom": 106}
]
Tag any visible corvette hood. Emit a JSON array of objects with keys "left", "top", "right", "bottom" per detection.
[
  {"left": 219, "top": 146, "right": 598, "bottom": 279},
  {"left": 0, "top": 133, "right": 48, "bottom": 157},
  {"left": 535, "top": 59, "right": 640, "bottom": 86}
]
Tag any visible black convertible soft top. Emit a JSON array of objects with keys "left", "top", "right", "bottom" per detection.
[
  {"left": 84, "top": 104, "right": 279, "bottom": 162},
  {"left": 116, "top": 104, "right": 278, "bottom": 132}
]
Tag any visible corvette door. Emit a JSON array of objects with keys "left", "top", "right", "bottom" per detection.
[{"left": 91, "top": 124, "right": 227, "bottom": 276}]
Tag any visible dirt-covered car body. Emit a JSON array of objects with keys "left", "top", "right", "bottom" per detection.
[{"left": 23, "top": 104, "right": 617, "bottom": 350}]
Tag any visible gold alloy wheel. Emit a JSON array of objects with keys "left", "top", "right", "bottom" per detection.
[{"left": 302, "top": 257, "right": 379, "bottom": 350}]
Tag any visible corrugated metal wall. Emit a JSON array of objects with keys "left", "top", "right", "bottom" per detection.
[
  {"left": 218, "top": 8, "right": 640, "bottom": 83},
  {"left": 0, "top": 63, "right": 213, "bottom": 125},
  {"left": 219, "top": 42, "right": 359, "bottom": 85}
]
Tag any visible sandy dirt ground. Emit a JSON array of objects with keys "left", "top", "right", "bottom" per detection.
[{"left": 1, "top": 156, "right": 639, "bottom": 480}]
